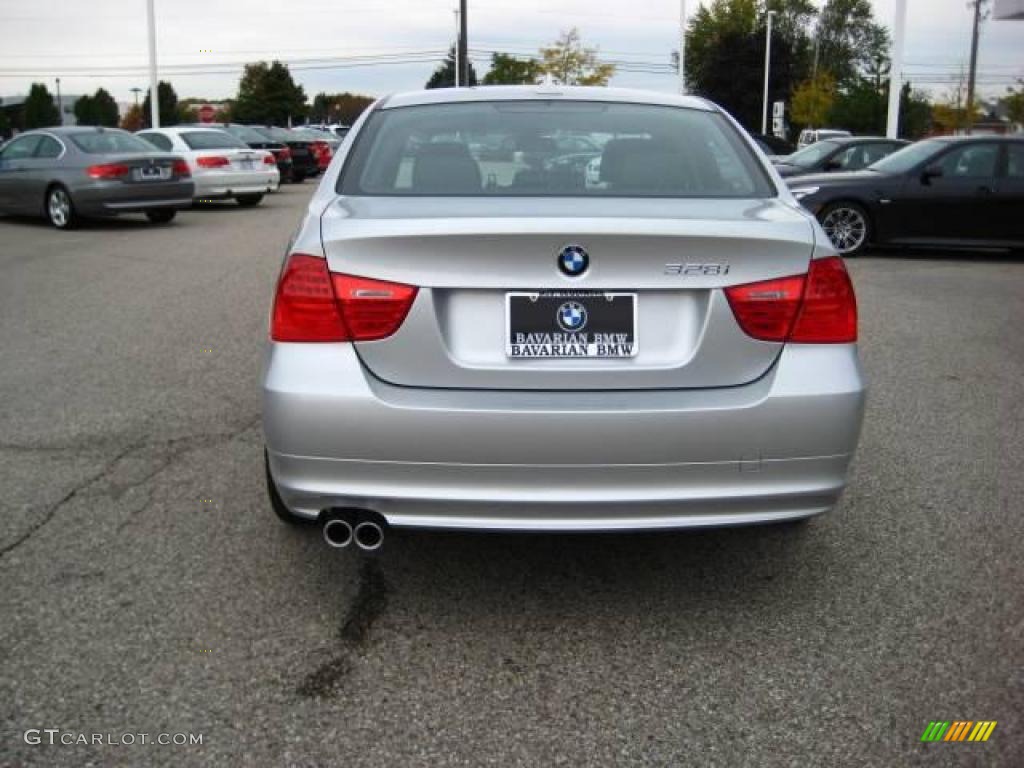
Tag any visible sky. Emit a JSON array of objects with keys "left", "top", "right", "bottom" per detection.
[{"left": 0, "top": 0, "right": 1021, "bottom": 106}]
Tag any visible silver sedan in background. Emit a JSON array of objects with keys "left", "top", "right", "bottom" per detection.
[
  {"left": 0, "top": 126, "right": 194, "bottom": 229},
  {"left": 262, "top": 86, "right": 867, "bottom": 553}
]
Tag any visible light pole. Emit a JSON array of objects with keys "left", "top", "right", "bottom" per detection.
[
  {"left": 453, "top": 9, "right": 460, "bottom": 88},
  {"left": 146, "top": 0, "right": 160, "bottom": 128},
  {"left": 55, "top": 77, "right": 62, "bottom": 126},
  {"left": 679, "top": 0, "right": 687, "bottom": 95},
  {"left": 885, "top": 0, "right": 908, "bottom": 138},
  {"left": 131, "top": 87, "right": 142, "bottom": 107},
  {"left": 458, "top": 0, "right": 468, "bottom": 86},
  {"left": 761, "top": 11, "right": 776, "bottom": 135}
]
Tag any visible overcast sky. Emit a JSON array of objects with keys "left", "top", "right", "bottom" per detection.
[{"left": 0, "top": 0, "right": 1020, "bottom": 105}]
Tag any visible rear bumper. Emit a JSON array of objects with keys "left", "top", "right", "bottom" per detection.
[
  {"left": 73, "top": 180, "right": 195, "bottom": 215},
  {"left": 193, "top": 169, "right": 279, "bottom": 199},
  {"left": 262, "top": 344, "right": 866, "bottom": 531}
]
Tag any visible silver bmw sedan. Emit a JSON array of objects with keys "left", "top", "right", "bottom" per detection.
[{"left": 261, "top": 86, "right": 866, "bottom": 552}]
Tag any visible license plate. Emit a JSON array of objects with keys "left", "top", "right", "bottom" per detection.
[
  {"left": 237, "top": 158, "right": 254, "bottom": 169},
  {"left": 133, "top": 166, "right": 170, "bottom": 181},
  {"left": 506, "top": 291, "right": 637, "bottom": 358}
]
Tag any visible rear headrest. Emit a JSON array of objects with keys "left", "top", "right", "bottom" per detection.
[
  {"left": 599, "top": 137, "right": 688, "bottom": 191},
  {"left": 412, "top": 142, "right": 481, "bottom": 194}
]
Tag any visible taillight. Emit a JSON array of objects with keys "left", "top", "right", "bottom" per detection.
[
  {"left": 270, "top": 254, "right": 417, "bottom": 342},
  {"left": 86, "top": 163, "right": 130, "bottom": 179},
  {"left": 196, "top": 156, "right": 230, "bottom": 168},
  {"left": 789, "top": 256, "right": 858, "bottom": 343},
  {"left": 262, "top": 154, "right": 276, "bottom": 165},
  {"left": 725, "top": 257, "right": 856, "bottom": 344},
  {"left": 172, "top": 159, "right": 190, "bottom": 177}
]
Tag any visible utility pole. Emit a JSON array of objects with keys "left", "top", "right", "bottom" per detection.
[
  {"left": 965, "top": 0, "right": 987, "bottom": 134},
  {"left": 885, "top": 0, "right": 908, "bottom": 138},
  {"left": 678, "top": 0, "right": 687, "bottom": 95},
  {"left": 761, "top": 11, "right": 775, "bottom": 135},
  {"left": 146, "top": 0, "right": 160, "bottom": 127},
  {"left": 458, "top": 0, "right": 468, "bottom": 86},
  {"left": 453, "top": 9, "right": 460, "bottom": 87},
  {"left": 55, "top": 77, "right": 62, "bottom": 126}
]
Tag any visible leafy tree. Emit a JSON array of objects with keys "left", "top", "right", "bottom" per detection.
[
  {"left": 1002, "top": 80, "right": 1024, "bottom": 126},
  {"left": 538, "top": 28, "right": 615, "bottom": 86},
  {"left": 120, "top": 103, "right": 146, "bottom": 132},
  {"left": 791, "top": 73, "right": 836, "bottom": 127},
  {"left": 426, "top": 46, "right": 478, "bottom": 89},
  {"left": 0, "top": 108, "right": 11, "bottom": 140},
  {"left": 898, "top": 83, "right": 932, "bottom": 140},
  {"left": 814, "top": 0, "right": 890, "bottom": 86},
  {"left": 309, "top": 92, "right": 375, "bottom": 124},
  {"left": 142, "top": 81, "right": 180, "bottom": 127},
  {"left": 685, "top": 1, "right": 811, "bottom": 131},
  {"left": 232, "top": 61, "right": 307, "bottom": 125},
  {"left": 483, "top": 53, "right": 541, "bottom": 85},
  {"left": 24, "top": 83, "right": 61, "bottom": 128},
  {"left": 74, "top": 88, "right": 119, "bottom": 126}
]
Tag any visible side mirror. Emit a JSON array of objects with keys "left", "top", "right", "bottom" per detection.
[{"left": 921, "top": 165, "right": 943, "bottom": 184}]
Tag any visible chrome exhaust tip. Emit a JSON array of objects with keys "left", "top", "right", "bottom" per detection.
[
  {"left": 322, "top": 518, "right": 354, "bottom": 549},
  {"left": 353, "top": 521, "right": 384, "bottom": 552}
]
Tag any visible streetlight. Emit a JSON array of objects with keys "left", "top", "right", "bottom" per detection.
[
  {"left": 761, "top": 10, "right": 776, "bottom": 136},
  {"left": 130, "top": 87, "right": 142, "bottom": 107}
]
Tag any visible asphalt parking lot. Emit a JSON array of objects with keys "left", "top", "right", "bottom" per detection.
[{"left": 1, "top": 185, "right": 1021, "bottom": 767}]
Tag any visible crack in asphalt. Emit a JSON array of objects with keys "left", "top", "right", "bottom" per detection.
[
  {"left": 0, "top": 415, "right": 261, "bottom": 559},
  {"left": 296, "top": 560, "right": 391, "bottom": 699}
]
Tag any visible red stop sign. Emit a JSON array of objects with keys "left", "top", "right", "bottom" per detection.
[{"left": 198, "top": 104, "right": 216, "bottom": 123}]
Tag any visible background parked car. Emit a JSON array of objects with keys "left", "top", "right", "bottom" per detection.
[
  {"left": 787, "top": 136, "right": 1024, "bottom": 255},
  {"left": 0, "top": 126, "right": 192, "bottom": 229},
  {"left": 291, "top": 127, "right": 337, "bottom": 172},
  {"left": 773, "top": 137, "right": 909, "bottom": 178},
  {"left": 250, "top": 126, "right": 319, "bottom": 182},
  {"left": 749, "top": 132, "right": 795, "bottom": 160},
  {"left": 796, "top": 128, "right": 852, "bottom": 150},
  {"left": 136, "top": 126, "right": 278, "bottom": 207},
  {"left": 184, "top": 122, "right": 294, "bottom": 183}
]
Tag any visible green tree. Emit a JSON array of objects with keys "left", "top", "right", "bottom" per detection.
[
  {"left": 898, "top": 83, "right": 932, "bottom": 140},
  {"left": 814, "top": 0, "right": 890, "bottom": 87},
  {"left": 538, "top": 28, "right": 615, "bottom": 86},
  {"left": 309, "top": 92, "right": 375, "bottom": 124},
  {"left": 24, "top": 83, "right": 61, "bottom": 128},
  {"left": 426, "top": 46, "right": 479, "bottom": 89},
  {"left": 483, "top": 53, "right": 541, "bottom": 85},
  {"left": 142, "top": 81, "right": 180, "bottom": 127},
  {"left": 1002, "top": 80, "right": 1024, "bottom": 126},
  {"left": 232, "top": 61, "right": 307, "bottom": 124},
  {"left": 685, "top": 1, "right": 813, "bottom": 131},
  {"left": 791, "top": 73, "right": 836, "bottom": 126},
  {"left": 0, "top": 108, "right": 11, "bottom": 140},
  {"left": 74, "top": 88, "right": 119, "bottom": 126}
]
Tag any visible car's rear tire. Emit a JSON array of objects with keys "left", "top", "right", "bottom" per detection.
[
  {"left": 818, "top": 201, "right": 871, "bottom": 257},
  {"left": 265, "top": 449, "right": 310, "bottom": 525},
  {"left": 145, "top": 209, "right": 177, "bottom": 224},
  {"left": 236, "top": 194, "right": 264, "bottom": 207},
  {"left": 45, "top": 185, "right": 78, "bottom": 230}
]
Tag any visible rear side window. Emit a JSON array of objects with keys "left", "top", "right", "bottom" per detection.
[
  {"left": 35, "top": 136, "right": 64, "bottom": 158},
  {"left": 70, "top": 131, "right": 154, "bottom": 154},
  {"left": 180, "top": 131, "right": 248, "bottom": 150},
  {"left": 340, "top": 101, "right": 775, "bottom": 198},
  {"left": 138, "top": 132, "right": 174, "bottom": 151}
]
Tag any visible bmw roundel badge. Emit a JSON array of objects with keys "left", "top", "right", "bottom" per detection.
[
  {"left": 556, "top": 301, "right": 588, "bottom": 333},
  {"left": 558, "top": 245, "right": 589, "bottom": 277}
]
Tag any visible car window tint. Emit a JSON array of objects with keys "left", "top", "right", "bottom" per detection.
[
  {"left": 138, "top": 132, "right": 174, "bottom": 151},
  {"left": 1006, "top": 144, "right": 1024, "bottom": 179},
  {"left": 180, "top": 131, "right": 248, "bottom": 150},
  {"left": 939, "top": 144, "right": 998, "bottom": 179},
  {"left": 35, "top": 135, "right": 63, "bottom": 158},
  {"left": 1, "top": 135, "right": 43, "bottom": 160},
  {"left": 342, "top": 101, "right": 774, "bottom": 198},
  {"left": 70, "top": 131, "right": 155, "bottom": 154}
]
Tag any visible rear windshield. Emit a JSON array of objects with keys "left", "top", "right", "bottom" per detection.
[
  {"left": 180, "top": 131, "right": 248, "bottom": 150},
  {"left": 222, "top": 125, "right": 269, "bottom": 144},
  {"left": 70, "top": 131, "right": 155, "bottom": 154},
  {"left": 339, "top": 101, "right": 775, "bottom": 198},
  {"left": 786, "top": 140, "right": 840, "bottom": 168}
]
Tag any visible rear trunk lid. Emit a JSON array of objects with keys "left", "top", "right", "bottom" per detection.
[{"left": 320, "top": 196, "right": 815, "bottom": 390}]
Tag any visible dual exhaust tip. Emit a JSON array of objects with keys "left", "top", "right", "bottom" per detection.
[{"left": 323, "top": 512, "right": 384, "bottom": 552}]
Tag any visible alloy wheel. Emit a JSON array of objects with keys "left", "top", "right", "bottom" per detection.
[
  {"left": 821, "top": 206, "right": 867, "bottom": 255},
  {"left": 48, "top": 188, "right": 71, "bottom": 228}
]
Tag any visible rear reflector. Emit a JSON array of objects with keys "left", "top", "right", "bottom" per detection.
[
  {"left": 172, "top": 159, "right": 191, "bottom": 177},
  {"left": 270, "top": 254, "right": 417, "bottom": 343},
  {"left": 725, "top": 256, "right": 856, "bottom": 343},
  {"left": 196, "top": 156, "right": 230, "bottom": 168},
  {"left": 86, "top": 163, "right": 130, "bottom": 179}
]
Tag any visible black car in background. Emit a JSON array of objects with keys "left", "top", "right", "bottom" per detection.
[
  {"left": 185, "top": 123, "right": 295, "bottom": 182},
  {"left": 787, "top": 136, "right": 1024, "bottom": 256},
  {"left": 250, "top": 127, "right": 318, "bottom": 182},
  {"left": 774, "top": 137, "right": 909, "bottom": 178}
]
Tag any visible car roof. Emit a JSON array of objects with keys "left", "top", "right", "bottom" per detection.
[
  {"left": 28, "top": 126, "right": 132, "bottom": 135},
  {"left": 930, "top": 134, "right": 1024, "bottom": 143},
  {"left": 141, "top": 126, "right": 228, "bottom": 134},
  {"left": 826, "top": 136, "right": 907, "bottom": 144},
  {"left": 380, "top": 85, "right": 715, "bottom": 111}
]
